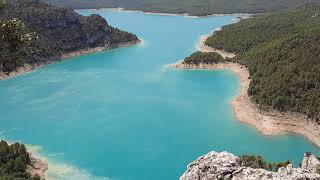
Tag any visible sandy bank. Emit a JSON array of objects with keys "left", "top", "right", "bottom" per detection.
[
  {"left": 0, "top": 40, "right": 140, "bottom": 80},
  {"left": 171, "top": 33, "right": 320, "bottom": 148},
  {"left": 91, "top": 7, "right": 253, "bottom": 19}
]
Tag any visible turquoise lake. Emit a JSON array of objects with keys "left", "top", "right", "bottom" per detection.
[{"left": 0, "top": 9, "right": 319, "bottom": 180}]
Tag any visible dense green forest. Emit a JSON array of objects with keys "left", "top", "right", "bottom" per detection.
[
  {"left": 183, "top": 51, "right": 225, "bottom": 65},
  {"left": 43, "top": 0, "right": 320, "bottom": 16},
  {"left": 0, "top": 0, "right": 139, "bottom": 75},
  {"left": 205, "top": 5, "right": 320, "bottom": 122},
  {"left": 0, "top": 140, "right": 40, "bottom": 180}
]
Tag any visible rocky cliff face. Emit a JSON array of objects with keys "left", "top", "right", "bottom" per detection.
[
  {"left": 0, "top": 0, "right": 139, "bottom": 65},
  {"left": 180, "top": 151, "right": 320, "bottom": 180}
]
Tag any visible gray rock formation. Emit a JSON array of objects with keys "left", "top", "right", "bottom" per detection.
[
  {"left": 301, "top": 152, "right": 320, "bottom": 174},
  {"left": 180, "top": 151, "right": 320, "bottom": 180}
]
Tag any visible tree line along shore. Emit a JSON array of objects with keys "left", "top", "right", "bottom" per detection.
[
  {"left": 0, "top": 140, "right": 47, "bottom": 180},
  {"left": 44, "top": 0, "right": 320, "bottom": 16},
  {"left": 181, "top": 4, "right": 320, "bottom": 125}
]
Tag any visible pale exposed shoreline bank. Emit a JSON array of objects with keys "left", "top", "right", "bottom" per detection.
[
  {"left": 88, "top": 7, "right": 253, "bottom": 19},
  {"left": 196, "top": 31, "right": 236, "bottom": 59},
  {"left": 27, "top": 152, "right": 48, "bottom": 180},
  {"left": 0, "top": 40, "right": 140, "bottom": 80},
  {"left": 170, "top": 33, "right": 320, "bottom": 148}
]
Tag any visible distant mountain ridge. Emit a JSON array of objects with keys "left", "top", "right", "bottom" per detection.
[
  {"left": 43, "top": 0, "right": 320, "bottom": 16},
  {"left": 0, "top": 0, "right": 139, "bottom": 74}
]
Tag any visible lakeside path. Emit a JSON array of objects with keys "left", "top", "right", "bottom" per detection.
[
  {"left": 0, "top": 40, "right": 140, "bottom": 80},
  {"left": 171, "top": 32, "right": 320, "bottom": 148}
]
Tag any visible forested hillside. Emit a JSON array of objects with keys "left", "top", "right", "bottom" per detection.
[
  {"left": 0, "top": 140, "right": 40, "bottom": 180},
  {"left": 43, "top": 0, "right": 320, "bottom": 16},
  {"left": 205, "top": 5, "right": 320, "bottom": 122},
  {"left": 0, "top": 0, "right": 139, "bottom": 75},
  {"left": 183, "top": 51, "right": 225, "bottom": 64}
]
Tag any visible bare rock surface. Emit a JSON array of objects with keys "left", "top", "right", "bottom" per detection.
[
  {"left": 180, "top": 151, "right": 320, "bottom": 180},
  {"left": 301, "top": 152, "right": 320, "bottom": 173}
]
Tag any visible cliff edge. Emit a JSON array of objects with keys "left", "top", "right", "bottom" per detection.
[{"left": 180, "top": 151, "right": 320, "bottom": 180}]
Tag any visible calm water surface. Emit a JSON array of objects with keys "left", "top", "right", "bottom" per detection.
[{"left": 0, "top": 9, "right": 319, "bottom": 180}]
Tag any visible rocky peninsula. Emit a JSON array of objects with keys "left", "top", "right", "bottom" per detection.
[
  {"left": 170, "top": 31, "right": 320, "bottom": 148},
  {"left": 180, "top": 151, "right": 320, "bottom": 180}
]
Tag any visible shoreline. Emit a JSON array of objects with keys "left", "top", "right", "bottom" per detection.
[
  {"left": 170, "top": 33, "right": 320, "bottom": 148},
  {"left": 27, "top": 151, "right": 48, "bottom": 180},
  {"left": 196, "top": 29, "right": 236, "bottom": 59},
  {"left": 85, "top": 7, "right": 253, "bottom": 19},
  {"left": 0, "top": 39, "right": 141, "bottom": 80},
  {"left": 0, "top": 140, "right": 48, "bottom": 180}
]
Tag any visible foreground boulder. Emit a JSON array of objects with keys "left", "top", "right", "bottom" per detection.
[{"left": 180, "top": 151, "right": 320, "bottom": 180}]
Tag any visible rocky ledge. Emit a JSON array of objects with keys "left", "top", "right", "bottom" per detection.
[{"left": 180, "top": 151, "right": 320, "bottom": 180}]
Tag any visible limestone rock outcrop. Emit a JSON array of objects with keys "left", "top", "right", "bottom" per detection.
[
  {"left": 301, "top": 152, "right": 320, "bottom": 174},
  {"left": 180, "top": 151, "right": 320, "bottom": 180}
]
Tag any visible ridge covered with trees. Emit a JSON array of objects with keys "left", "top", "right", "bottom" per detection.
[
  {"left": 205, "top": 5, "right": 320, "bottom": 122},
  {"left": 0, "top": 0, "right": 139, "bottom": 75},
  {"left": 43, "top": 0, "right": 320, "bottom": 16},
  {"left": 183, "top": 51, "right": 225, "bottom": 65},
  {"left": 0, "top": 140, "right": 40, "bottom": 180}
]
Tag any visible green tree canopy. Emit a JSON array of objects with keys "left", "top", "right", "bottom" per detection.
[
  {"left": 183, "top": 51, "right": 225, "bottom": 65},
  {"left": 0, "top": 140, "right": 39, "bottom": 180},
  {"left": 204, "top": 5, "right": 320, "bottom": 122},
  {"left": 0, "top": 18, "right": 35, "bottom": 74}
]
